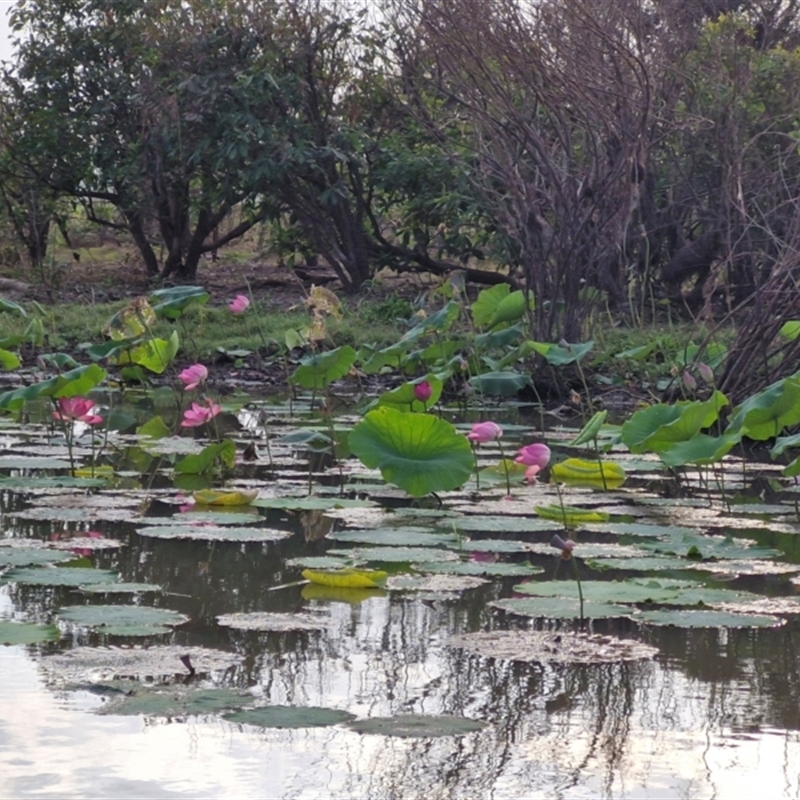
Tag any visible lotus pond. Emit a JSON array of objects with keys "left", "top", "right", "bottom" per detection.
[{"left": 2, "top": 389, "right": 800, "bottom": 799}]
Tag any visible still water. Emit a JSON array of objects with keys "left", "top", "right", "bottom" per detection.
[{"left": 2, "top": 407, "right": 800, "bottom": 799}]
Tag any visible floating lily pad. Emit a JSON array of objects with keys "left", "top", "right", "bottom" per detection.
[
  {"left": 690, "top": 560, "right": 800, "bottom": 576},
  {"left": 301, "top": 583, "right": 386, "bottom": 604},
  {"left": 0, "top": 620, "right": 59, "bottom": 645},
  {"left": 586, "top": 556, "right": 695, "bottom": 572},
  {"left": 583, "top": 522, "right": 699, "bottom": 538},
  {"left": 43, "top": 645, "right": 242, "bottom": 682},
  {"left": 224, "top": 706, "right": 355, "bottom": 728},
  {"left": 285, "top": 556, "right": 354, "bottom": 570},
  {"left": 193, "top": 488, "right": 259, "bottom": 506},
  {"left": 78, "top": 583, "right": 162, "bottom": 594},
  {"left": 216, "top": 612, "right": 328, "bottom": 632},
  {"left": 100, "top": 687, "right": 254, "bottom": 717},
  {"left": 512, "top": 577, "right": 760, "bottom": 607},
  {"left": 448, "top": 516, "right": 562, "bottom": 533},
  {"left": 492, "top": 597, "right": 635, "bottom": 620},
  {"left": 136, "top": 525, "right": 291, "bottom": 542},
  {"left": 165, "top": 511, "right": 262, "bottom": 525},
  {"left": 0, "top": 455, "right": 73, "bottom": 469},
  {"left": 0, "top": 475, "right": 107, "bottom": 489},
  {"left": 302, "top": 568, "right": 387, "bottom": 588},
  {"left": 344, "top": 714, "right": 487, "bottom": 738},
  {"left": 462, "top": 539, "right": 533, "bottom": 553},
  {"left": 327, "top": 546, "right": 460, "bottom": 563},
  {"left": 57, "top": 605, "right": 188, "bottom": 636},
  {"left": 12, "top": 506, "right": 138, "bottom": 523},
  {"left": 448, "top": 630, "right": 659, "bottom": 663},
  {"left": 413, "top": 561, "right": 544, "bottom": 577},
  {"left": 636, "top": 609, "right": 784, "bottom": 628},
  {"left": 640, "top": 532, "right": 783, "bottom": 561},
  {"left": 327, "top": 528, "right": 460, "bottom": 547},
  {"left": 386, "top": 574, "right": 489, "bottom": 592},
  {"left": 252, "top": 497, "right": 376, "bottom": 510},
  {"left": 0, "top": 547, "right": 73, "bottom": 568},
  {"left": 2, "top": 567, "right": 120, "bottom": 586},
  {"left": 51, "top": 537, "right": 122, "bottom": 551}
]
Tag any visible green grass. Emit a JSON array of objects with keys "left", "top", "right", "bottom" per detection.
[{"left": 0, "top": 294, "right": 408, "bottom": 362}]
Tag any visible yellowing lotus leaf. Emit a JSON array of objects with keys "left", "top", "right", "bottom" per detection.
[
  {"left": 551, "top": 458, "right": 626, "bottom": 489},
  {"left": 301, "top": 568, "right": 388, "bottom": 588},
  {"left": 192, "top": 489, "right": 259, "bottom": 506}
]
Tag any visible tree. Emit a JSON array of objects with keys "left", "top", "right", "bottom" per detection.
[{"left": 2, "top": 0, "right": 371, "bottom": 282}]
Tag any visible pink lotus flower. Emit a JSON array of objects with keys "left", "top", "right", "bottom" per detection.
[
  {"left": 516, "top": 443, "right": 551, "bottom": 469},
  {"left": 551, "top": 533, "right": 576, "bottom": 561},
  {"left": 698, "top": 362, "right": 714, "bottom": 383},
  {"left": 682, "top": 370, "right": 697, "bottom": 392},
  {"left": 228, "top": 294, "right": 250, "bottom": 313},
  {"left": 413, "top": 380, "right": 432, "bottom": 403},
  {"left": 52, "top": 396, "right": 103, "bottom": 425},
  {"left": 179, "top": 363, "right": 208, "bottom": 391},
  {"left": 467, "top": 421, "right": 503, "bottom": 442},
  {"left": 181, "top": 399, "right": 222, "bottom": 428},
  {"left": 524, "top": 464, "right": 542, "bottom": 485}
]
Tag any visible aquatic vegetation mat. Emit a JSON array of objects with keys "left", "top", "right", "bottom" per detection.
[
  {"left": 344, "top": 714, "right": 488, "bottom": 738},
  {"left": 448, "top": 630, "right": 660, "bottom": 663},
  {"left": 224, "top": 706, "right": 356, "bottom": 728}
]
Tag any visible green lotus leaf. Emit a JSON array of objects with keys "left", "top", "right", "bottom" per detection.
[
  {"left": 113, "top": 331, "right": 179, "bottom": 374},
  {"left": 0, "top": 348, "right": 21, "bottom": 370},
  {"left": 326, "top": 546, "right": 460, "bottom": 563},
  {"left": 136, "top": 525, "right": 290, "bottom": 542},
  {"left": 100, "top": 687, "right": 252, "bottom": 716},
  {"left": 57, "top": 604, "right": 188, "bottom": 636},
  {"left": 0, "top": 621, "right": 59, "bottom": 645},
  {"left": 225, "top": 706, "right": 355, "bottom": 729},
  {"left": 0, "top": 364, "right": 106, "bottom": 411},
  {"left": 550, "top": 458, "right": 626, "bottom": 489},
  {"left": 534, "top": 505, "right": 609, "bottom": 525},
  {"left": 468, "top": 371, "right": 530, "bottom": 396},
  {"left": 492, "top": 597, "right": 634, "bottom": 620},
  {"left": 512, "top": 577, "right": 759, "bottom": 606},
  {"left": 2, "top": 567, "right": 119, "bottom": 586},
  {"left": 175, "top": 440, "right": 236, "bottom": 474},
  {"left": 252, "top": 496, "right": 376, "bottom": 510},
  {"left": 291, "top": 345, "right": 357, "bottom": 390},
  {"left": 726, "top": 374, "right": 800, "bottom": 440},
  {"left": 149, "top": 285, "right": 210, "bottom": 319},
  {"left": 413, "top": 561, "right": 543, "bottom": 577},
  {"left": 472, "top": 284, "right": 511, "bottom": 328},
  {"left": 586, "top": 556, "right": 695, "bottom": 572},
  {"left": 327, "top": 528, "right": 459, "bottom": 547},
  {"left": 570, "top": 410, "right": 609, "bottom": 447},
  {"left": 349, "top": 407, "right": 474, "bottom": 497},
  {"left": 375, "top": 375, "right": 443, "bottom": 413},
  {"left": 344, "top": 714, "right": 487, "bottom": 738},
  {"left": 636, "top": 609, "right": 784, "bottom": 628},
  {"left": 620, "top": 391, "right": 728, "bottom": 454},
  {"left": 0, "top": 548, "right": 73, "bottom": 568},
  {"left": 659, "top": 431, "right": 742, "bottom": 468}
]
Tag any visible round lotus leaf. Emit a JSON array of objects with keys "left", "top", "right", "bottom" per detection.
[
  {"left": 252, "top": 496, "right": 376, "bottom": 510},
  {"left": 327, "top": 546, "right": 460, "bottom": 563},
  {"left": 636, "top": 609, "right": 784, "bottom": 628},
  {"left": 583, "top": 522, "right": 699, "bottom": 537},
  {"left": 349, "top": 407, "right": 474, "bottom": 497},
  {"left": 0, "top": 547, "right": 73, "bottom": 568},
  {"left": 100, "top": 687, "right": 253, "bottom": 717},
  {"left": 344, "top": 714, "right": 487, "bottom": 738},
  {"left": 285, "top": 556, "right": 354, "bottom": 570},
  {"left": 492, "top": 597, "right": 635, "bottom": 620},
  {"left": 511, "top": 577, "right": 761, "bottom": 607},
  {"left": 448, "top": 630, "right": 659, "bottom": 663},
  {"left": 224, "top": 706, "right": 355, "bottom": 729},
  {"left": 216, "top": 612, "right": 328, "bottom": 632},
  {"left": 79, "top": 582, "right": 162, "bottom": 594},
  {"left": 3, "top": 567, "right": 120, "bottom": 586},
  {"left": 463, "top": 539, "right": 532, "bottom": 553},
  {"left": 413, "top": 561, "right": 544, "bottom": 577},
  {"left": 0, "top": 620, "right": 59, "bottom": 645},
  {"left": 386, "top": 573, "right": 489, "bottom": 592},
  {"left": 57, "top": 604, "right": 188, "bottom": 636},
  {"left": 639, "top": 533, "right": 783, "bottom": 561},
  {"left": 586, "top": 556, "right": 695, "bottom": 572},
  {"left": 327, "top": 528, "right": 460, "bottom": 547},
  {"left": 447, "top": 516, "right": 561, "bottom": 533},
  {"left": 51, "top": 537, "right": 122, "bottom": 551},
  {"left": 42, "top": 645, "right": 242, "bottom": 682},
  {"left": 168, "top": 511, "right": 262, "bottom": 525},
  {"left": 136, "top": 525, "right": 290, "bottom": 542}
]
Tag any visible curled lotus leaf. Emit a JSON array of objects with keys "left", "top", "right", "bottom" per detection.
[{"left": 301, "top": 568, "right": 388, "bottom": 588}]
